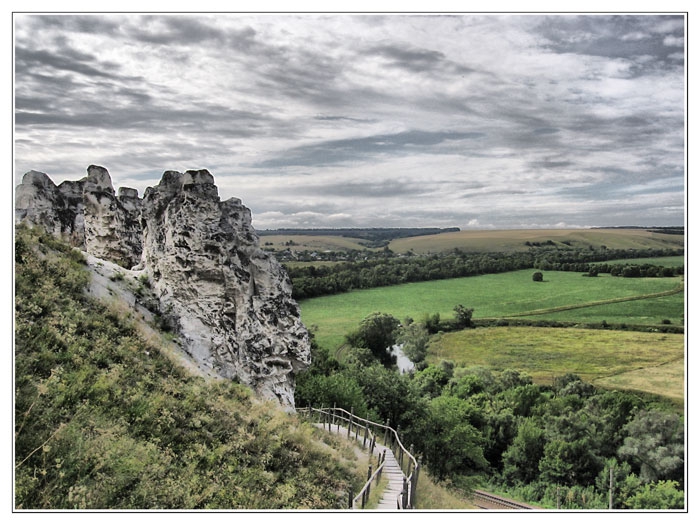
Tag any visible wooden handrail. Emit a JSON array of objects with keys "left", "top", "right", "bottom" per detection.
[
  {"left": 299, "top": 406, "right": 420, "bottom": 509},
  {"left": 352, "top": 459, "right": 387, "bottom": 509}
]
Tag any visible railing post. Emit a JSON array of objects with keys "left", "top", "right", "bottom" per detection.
[
  {"left": 410, "top": 462, "right": 420, "bottom": 509},
  {"left": 348, "top": 407, "right": 354, "bottom": 438},
  {"left": 363, "top": 423, "right": 368, "bottom": 449},
  {"left": 364, "top": 465, "right": 373, "bottom": 508},
  {"left": 332, "top": 402, "right": 336, "bottom": 427},
  {"left": 401, "top": 476, "right": 409, "bottom": 509},
  {"left": 348, "top": 488, "right": 354, "bottom": 509},
  {"left": 384, "top": 419, "right": 389, "bottom": 445}
]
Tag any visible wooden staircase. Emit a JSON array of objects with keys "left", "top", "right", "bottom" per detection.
[{"left": 307, "top": 406, "right": 419, "bottom": 510}]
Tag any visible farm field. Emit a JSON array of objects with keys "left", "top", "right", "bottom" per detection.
[
  {"left": 260, "top": 234, "right": 373, "bottom": 252},
  {"left": 523, "top": 292, "right": 683, "bottom": 326},
  {"left": 299, "top": 269, "right": 683, "bottom": 351},
  {"left": 427, "top": 326, "right": 684, "bottom": 403},
  {"left": 388, "top": 228, "right": 684, "bottom": 254}
]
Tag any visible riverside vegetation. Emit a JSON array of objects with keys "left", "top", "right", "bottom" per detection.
[{"left": 14, "top": 226, "right": 365, "bottom": 509}]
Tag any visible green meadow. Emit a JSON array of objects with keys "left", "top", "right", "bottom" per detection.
[{"left": 299, "top": 270, "right": 683, "bottom": 351}]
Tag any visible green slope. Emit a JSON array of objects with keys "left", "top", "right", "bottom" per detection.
[{"left": 14, "top": 225, "right": 362, "bottom": 509}]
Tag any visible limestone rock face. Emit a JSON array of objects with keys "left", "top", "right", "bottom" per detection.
[
  {"left": 83, "top": 165, "right": 143, "bottom": 269},
  {"left": 15, "top": 170, "right": 86, "bottom": 247},
  {"left": 141, "top": 169, "right": 310, "bottom": 406},
  {"left": 15, "top": 165, "right": 310, "bottom": 407}
]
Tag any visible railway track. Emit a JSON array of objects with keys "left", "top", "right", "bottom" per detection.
[{"left": 472, "top": 490, "right": 537, "bottom": 510}]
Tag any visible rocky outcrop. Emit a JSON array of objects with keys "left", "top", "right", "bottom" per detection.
[
  {"left": 15, "top": 165, "right": 310, "bottom": 408},
  {"left": 83, "top": 165, "right": 143, "bottom": 269},
  {"left": 15, "top": 170, "right": 86, "bottom": 247}
]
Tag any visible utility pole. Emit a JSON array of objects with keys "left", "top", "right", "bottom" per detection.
[{"left": 609, "top": 465, "right": 614, "bottom": 510}]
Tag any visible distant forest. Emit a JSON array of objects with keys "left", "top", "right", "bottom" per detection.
[{"left": 259, "top": 227, "right": 460, "bottom": 242}]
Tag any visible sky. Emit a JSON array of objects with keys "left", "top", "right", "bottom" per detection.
[{"left": 13, "top": 12, "right": 686, "bottom": 230}]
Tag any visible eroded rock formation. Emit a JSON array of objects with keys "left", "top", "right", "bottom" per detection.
[{"left": 15, "top": 165, "right": 310, "bottom": 407}]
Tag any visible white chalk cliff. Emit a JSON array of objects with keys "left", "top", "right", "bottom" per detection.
[{"left": 15, "top": 165, "right": 310, "bottom": 407}]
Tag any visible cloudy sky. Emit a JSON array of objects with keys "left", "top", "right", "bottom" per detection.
[{"left": 13, "top": 13, "right": 686, "bottom": 229}]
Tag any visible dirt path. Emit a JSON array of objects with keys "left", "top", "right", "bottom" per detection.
[{"left": 488, "top": 284, "right": 684, "bottom": 319}]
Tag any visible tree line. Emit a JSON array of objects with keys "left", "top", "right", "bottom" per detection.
[{"left": 287, "top": 247, "right": 684, "bottom": 300}]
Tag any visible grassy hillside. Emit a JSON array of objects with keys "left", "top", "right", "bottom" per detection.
[
  {"left": 388, "top": 228, "right": 684, "bottom": 254},
  {"left": 300, "top": 269, "right": 683, "bottom": 351},
  {"left": 14, "top": 226, "right": 363, "bottom": 509}
]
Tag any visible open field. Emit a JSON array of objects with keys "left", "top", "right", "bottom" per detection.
[
  {"left": 388, "top": 228, "right": 684, "bottom": 254},
  {"left": 260, "top": 235, "right": 374, "bottom": 252},
  {"left": 593, "top": 358, "right": 685, "bottom": 404},
  {"left": 299, "top": 270, "right": 683, "bottom": 351},
  {"left": 427, "top": 326, "right": 684, "bottom": 402},
  {"left": 524, "top": 292, "right": 684, "bottom": 326}
]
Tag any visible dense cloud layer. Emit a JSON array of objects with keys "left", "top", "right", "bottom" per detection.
[{"left": 14, "top": 14, "right": 685, "bottom": 229}]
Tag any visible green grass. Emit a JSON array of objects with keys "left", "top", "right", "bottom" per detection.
[
  {"left": 524, "top": 292, "right": 684, "bottom": 326},
  {"left": 300, "top": 270, "right": 683, "bottom": 351},
  {"left": 428, "top": 327, "right": 684, "bottom": 401},
  {"left": 15, "top": 226, "right": 363, "bottom": 509}
]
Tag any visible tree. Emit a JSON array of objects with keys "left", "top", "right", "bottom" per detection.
[
  {"left": 532, "top": 271, "right": 544, "bottom": 282},
  {"left": 595, "top": 458, "right": 633, "bottom": 509},
  {"left": 422, "top": 312, "right": 442, "bottom": 334},
  {"left": 294, "top": 371, "right": 369, "bottom": 418},
  {"left": 396, "top": 322, "right": 430, "bottom": 364},
  {"left": 539, "top": 439, "right": 600, "bottom": 487},
  {"left": 624, "top": 480, "right": 685, "bottom": 509},
  {"left": 346, "top": 312, "right": 401, "bottom": 366},
  {"left": 421, "top": 396, "right": 488, "bottom": 480},
  {"left": 618, "top": 409, "right": 684, "bottom": 483},
  {"left": 414, "top": 363, "right": 453, "bottom": 398},
  {"left": 502, "top": 418, "right": 545, "bottom": 485},
  {"left": 453, "top": 305, "right": 474, "bottom": 328}
]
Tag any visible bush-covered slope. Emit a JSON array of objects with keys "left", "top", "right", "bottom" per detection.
[{"left": 14, "top": 225, "right": 359, "bottom": 509}]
